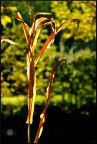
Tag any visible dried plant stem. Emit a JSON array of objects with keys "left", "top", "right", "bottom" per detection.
[
  {"left": 28, "top": 123, "right": 31, "bottom": 143},
  {"left": 34, "top": 58, "right": 67, "bottom": 143},
  {"left": 34, "top": 113, "right": 45, "bottom": 143},
  {"left": 27, "top": 96, "right": 31, "bottom": 143},
  {"left": 14, "top": 10, "right": 79, "bottom": 143},
  {"left": 29, "top": 1, "right": 33, "bottom": 27}
]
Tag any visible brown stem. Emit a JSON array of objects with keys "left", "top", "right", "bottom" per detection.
[{"left": 28, "top": 123, "right": 31, "bottom": 143}]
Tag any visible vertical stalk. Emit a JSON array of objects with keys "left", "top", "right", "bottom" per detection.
[
  {"left": 29, "top": 1, "right": 33, "bottom": 27},
  {"left": 27, "top": 108, "right": 31, "bottom": 144},
  {"left": 28, "top": 2, "right": 33, "bottom": 143}
]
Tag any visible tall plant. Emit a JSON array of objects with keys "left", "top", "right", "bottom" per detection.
[{"left": 1, "top": 11, "right": 79, "bottom": 143}]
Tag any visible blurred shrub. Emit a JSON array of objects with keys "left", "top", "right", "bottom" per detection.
[
  {"left": 1, "top": 23, "right": 28, "bottom": 96},
  {"left": 1, "top": 48, "right": 96, "bottom": 116},
  {"left": 51, "top": 1, "right": 96, "bottom": 42},
  {"left": 1, "top": 4, "right": 17, "bottom": 28}
]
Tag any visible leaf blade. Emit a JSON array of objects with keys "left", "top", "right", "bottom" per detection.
[
  {"left": 1, "top": 38, "right": 15, "bottom": 44},
  {"left": 34, "top": 32, "right": 55, "bottom": 65},
  {"left": 56, "top": 19, "right": 80, "bottom": 34},
  {"left": 15, "top": 12, "right": 29, "bottom": 44},
  {"left": 34, "top": 58, "right": 67, "bottom": 143}
]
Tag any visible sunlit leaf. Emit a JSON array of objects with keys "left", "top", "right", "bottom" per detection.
[
  {"left": 37, "top": 20, "right": 56, "bottom": 32},
  {"left": 34, "top": 32, "right": 55, "bottom": 65},
  {"left": 15, "top": 12, "right": 29, "bottom": 44},
  {"left": 1, "top": 38, "right": 15, "bottom": 44},
  {"left": 1, "top": 15, "right": 11, "bottom": 28},
  {"left": 27, "top": 50, "right": 35, "bottom": 99},
  {"left": 34, "top": 17, "right": 48, "bottom": 30},
  {"left": 31, "top": 29, "right": 41, "bottom": 50},
  {"left": 35, "top": 12, "right": 52, "bottom": 17},
  {"left": 34, "top": 113, "right": 45, "bottom": 143},
  {"left": 31, "top": 20, "right": 55, "bottom": 51},
  {"left": 26, "top": 71, "right": 36, "bottom": 124},
  {"left": 34, "top": 19, "right": 79, "bottom": 65},
  {"left": 56, "top": 19, "right": 80, "bottom": 34},
  {"left": 44, "top": 58, "right": 67, "bottom": 111}
]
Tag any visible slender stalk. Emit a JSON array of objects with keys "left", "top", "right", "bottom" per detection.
[
  {"left": 29, "top": 1, "right": 33, "bottom": 27},
  {"left": 28, "top": 123, "right": 31, "bottom": 143},
  {"left": 27, "top": 2, "right": 33, "bottom": 143}
]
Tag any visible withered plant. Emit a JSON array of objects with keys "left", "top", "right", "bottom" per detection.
[{"left": 1, "top": 11, "right": 79, "bottom": 143}]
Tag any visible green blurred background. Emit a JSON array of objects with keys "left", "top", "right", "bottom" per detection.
[{"left": 1, "top": 1, "right": 96, "bottom": 117}]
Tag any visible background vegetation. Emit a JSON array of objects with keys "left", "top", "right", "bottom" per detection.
[{"left": 1, "top": 1, "right": 96, "bottom": 116}]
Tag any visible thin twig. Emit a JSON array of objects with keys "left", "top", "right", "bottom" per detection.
[
  {"left": 29, "top": 1, "right": 33, "bottom": 27},
  {"left": 27, "top": 2, "right": 33, "bottom": 143}
]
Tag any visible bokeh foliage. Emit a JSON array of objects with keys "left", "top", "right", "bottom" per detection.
[
  {"left": 1, "top": 1, "right": 96, "bottom": 115},
  {"left": 51, "top": 1, "right": 96, "bottom": 42}
]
